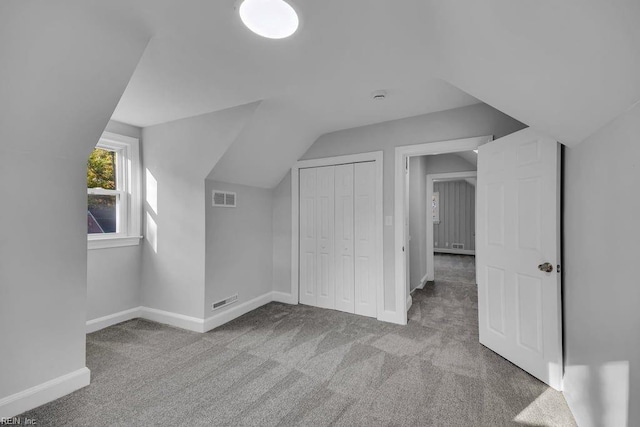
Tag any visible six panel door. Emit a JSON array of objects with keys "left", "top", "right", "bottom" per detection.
[{"left": 477, "top": 128, "right": 562, "bottom": 390}]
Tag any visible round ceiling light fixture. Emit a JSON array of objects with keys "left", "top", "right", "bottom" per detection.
[{"left": 239, "top": 0, "right": 299, "bottom": 39}]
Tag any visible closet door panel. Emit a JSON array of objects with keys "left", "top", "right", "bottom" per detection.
[
  {"left": 315, "top": 166, "right": 335, "bottom": 309},
  {"left": 354, "top": 162, "right": 377, "bottom": 317},
  {"left": 334, "top": 164, "right": 355, "bottom": 313},
  {"left": 299, "top": 168, "right": 317, "bottom": 306}
]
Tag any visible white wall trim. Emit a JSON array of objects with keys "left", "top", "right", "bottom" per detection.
[
  {"left": 415, "top": 273, "right": 429, "bottom": 290},
  {"left": 434, "top": 248, "right": 476, "bottom": 256},
  {"left": 202, "top": 292, "right": 273, "bottom": 332},
  {"left": 271, "top": 291, "right": 297, "bottom": 304},
  {"left": 0, "top": 367, "right": 90, "bottom": 418},
  {"left": 395, "top": 136, "right": 492, "bottom": 325},
  {"left": 291, "top": 151, "right": 386, "bottom": 322},
  {"left": 86, "top": 306, "right": 142, "bottom": 333},
  {"left": 406, "top": 294, "right": 413, "bottom": 311},
  {"left": 85, "top": 292, "right": 300, "bottom": 334},
  {"left": 87, "top": 236, "right": 142, "bottom": 250},
  {"left": 427, "top": 171, "right": 478, "bottom": 280},
  {"left": 139, "top": 307, "right": 205, "bottom": 333}
]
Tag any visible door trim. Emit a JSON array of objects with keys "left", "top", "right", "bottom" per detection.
[
  {"left": 395, "top": 136, "right": 492, "bottom": 322},
  {"left": 291, "top": 151, "right": 384, "bottom": 321},
  {"left": 426, "top": 171, "right": 477, "bottom": 282}
]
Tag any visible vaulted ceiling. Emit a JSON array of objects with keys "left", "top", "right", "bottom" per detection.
[{"left": 5, "top": 0, "right": 639, "bottom": 188}]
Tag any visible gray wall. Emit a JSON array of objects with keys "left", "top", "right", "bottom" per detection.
[
  {"left": 563, "top": 102, "right": 640, "bottom": 426},
  {"left": 87, "top": 121, "right": 142, "bottom": 321},
  {"left": 299, "top": 103, "right": 525, "bottom": 311},
  {"left": 409, "top": 156, "right": 428, "bottom": 290},
  {"left": 205, "top": 180, "right": 273, "bottom": 314},
  {"left": 141, "top": 104, "right": 257, "bottom": 319},
  {"left": 433, "top": 180, "right": 476, "bottom": 252},
  {"left": 272, "top": 173, "right": 292, "bottom": 293},
  {"left": 0, "top": 3, "right": 149, "bottom": 409}
]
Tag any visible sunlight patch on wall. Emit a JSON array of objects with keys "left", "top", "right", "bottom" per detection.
[
  {"left": 146, "top": 211, "right": 158, "bottom": 253},
  {"left": 146, "top": 168, "right": 158, "bottom": 215}
]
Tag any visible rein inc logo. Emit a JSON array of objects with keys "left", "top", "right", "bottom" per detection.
[{"left": 0, "top": 417, "right": 37, "bottom": 425}]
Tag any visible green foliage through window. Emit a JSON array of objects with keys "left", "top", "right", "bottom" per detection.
[{"left": 87, "top": 148, "right": 116, "bottom": 189}]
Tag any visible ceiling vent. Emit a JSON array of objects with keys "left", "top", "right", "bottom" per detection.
[{"left": 212, "top": 190, "right": 237, "bottom": 207}]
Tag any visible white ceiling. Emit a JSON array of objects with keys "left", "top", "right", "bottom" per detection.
[
  {"left": 103, "top": 0, "right": 640, "bottom": 186},
  {"left": 425, "top": 0, "right": 640, "bottom": 146},
  {"left": 113, "top": 0, "right": 479, "bottom": 130}
]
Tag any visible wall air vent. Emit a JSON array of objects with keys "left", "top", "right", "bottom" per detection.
[
  {"left": 212, "top": 190, "right": 237, "bottom": 207},
  {"left": 212, "top": 294, "right": 238, "bottom": 311},
  {"left": 452, "top": 243, "right": 465, "bottom": 250}
]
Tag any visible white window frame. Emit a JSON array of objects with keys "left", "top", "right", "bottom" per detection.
[{"left": 88, "top": 131, "right": 142, "bottom": 250}]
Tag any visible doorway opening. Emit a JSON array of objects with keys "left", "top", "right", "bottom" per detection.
[
  {"left": 429, "top": 172, "right": 477, "bottom": 286},
  {"left": 406, "top": 155, "right": 479, "bottom": 318},
  {"left": 396, "top": 129, "right": 563, "bottom": 390},
  {"left": 394, "top": 136, "right": 491, "bottom": 324}
]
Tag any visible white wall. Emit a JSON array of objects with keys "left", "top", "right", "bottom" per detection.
[
  {"left": 205, "top": 181, "right": 273, "bottom": 314},
  {"left": 408, "top": 156, "right": 428, "bottom": 290},
  {"left": 563, "top": 102, "right": 640, "bottom": 427},
  {"left": 272, "top": 173, "right": 292, "bottom": 294},
  {"left": 0, "top": 1, "right": 149, "bottom": 414},
  {"left": 140, "top": 103, "right": 258, "bottom": 319},
  {"left": 298, "top": 103, "right": 525, "bottom": 312},
  {"left": 87, "top": 121, "right": 142, "bottom": 321},
  {"left": 424, "top": 153, "right": 476, "bottom": 175}
]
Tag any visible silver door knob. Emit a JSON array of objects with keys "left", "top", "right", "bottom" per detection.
[{"left": 538, "top": 262, "right": 554, "bottom": 273}]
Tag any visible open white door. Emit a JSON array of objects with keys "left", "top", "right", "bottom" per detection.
[{"left": 477, "top": 128, "right": 563, "bottom": 390}]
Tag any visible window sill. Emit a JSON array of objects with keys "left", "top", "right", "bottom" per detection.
[{"left": 88, "top": 236, "right": 142, "bottom": 250}]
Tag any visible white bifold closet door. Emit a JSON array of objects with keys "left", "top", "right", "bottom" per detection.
[
  {"left": 335, "top": 164, "right": 355, "bottom": 313},
  {"left": 353, "top": 162, "right": 376, "bottom": 317},
  {"left": 299, "top": 162, "right": 376, "bottom": 318}
]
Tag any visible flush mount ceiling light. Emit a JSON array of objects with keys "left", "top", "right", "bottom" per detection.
[{"left": 239, "top": 0, "right": 299, "bottom": 39}]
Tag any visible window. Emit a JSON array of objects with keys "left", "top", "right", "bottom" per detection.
[
  {"left": 432, "top": 191, "right": 440, "bottom": 224},
  {"left": 87, "top": 132, "right": 141, "bottom": 249}
]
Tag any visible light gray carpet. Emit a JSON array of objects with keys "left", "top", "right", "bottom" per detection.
[{"left": 20, "top": 255, "right": 576, "bottom": 426}]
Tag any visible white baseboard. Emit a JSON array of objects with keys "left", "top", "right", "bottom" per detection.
[
  {"left": 434, "top": 248, "right": 475, "bottom": 255},
  {"left": 377, "top": 310, "right": 406, "bottom": 325},
  {"left": 86, "top": 307, "right": 142, "bottom": 333},
  {"left": 271, "top": 291, "right": 297, "bottom": 304},
  {"left": 139, "top": 307, "right": 205, "bottom": 333},
  {"left": 203, "top": 292, "right": 281, "bottom": 332},
  {"left": 0, "top": 367, "right": 90, "bottom": 418},
  {"left": 406, "top": 294, "right": 413, "bottom": 311},
  {"left": 415, "top": 274, "right": 429, "bottom": 290},
  {"left": 85, "top": 291, "right": 300, "bottom": 334}
]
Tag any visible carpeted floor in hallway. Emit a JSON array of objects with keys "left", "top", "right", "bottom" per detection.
[{"left": 20, "top": 254, "right": 576, "bottom": 426}]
